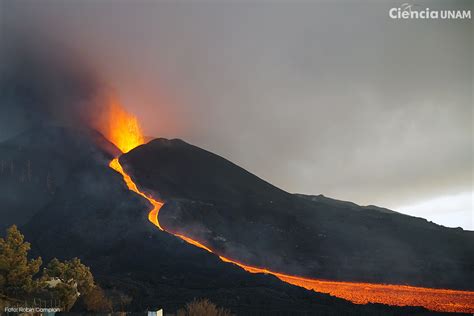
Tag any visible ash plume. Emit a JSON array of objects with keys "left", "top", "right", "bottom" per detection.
[{"left": 0, "top": 33, "right": 108, "bottom": 142}]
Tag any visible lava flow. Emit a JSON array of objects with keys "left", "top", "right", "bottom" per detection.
[{"left": 106, "top": 102, "right": 474, "bottom": 313}]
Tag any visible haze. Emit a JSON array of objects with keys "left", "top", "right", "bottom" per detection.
[{"left": 1, "top": 0, "right": 472, "bottom": 229}]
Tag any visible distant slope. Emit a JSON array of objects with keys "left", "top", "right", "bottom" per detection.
[
  {"left": 121, "top": 138, "right": 474, "bottom": 290},
  {"left": 296, "top": 194, "right": 399, "bottom": 214}
]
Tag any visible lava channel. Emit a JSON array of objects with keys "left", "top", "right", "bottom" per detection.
[{"left": 109, "top": 157, "right": 474, "bottom": 313}]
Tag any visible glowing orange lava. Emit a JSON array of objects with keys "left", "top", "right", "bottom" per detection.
[
  {"left": 101, "top": 98, "right": 145, "bottom": 153},
  {"left": 109, "top": 158, "right": 163, "bottom": 230},
  {"left": 106, "top": 115, "right": 474, "bottom": 313}
]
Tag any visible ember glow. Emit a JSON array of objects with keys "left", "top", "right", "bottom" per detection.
[{"left": 107, "top": 118, "right": 474, "bottom": 313}]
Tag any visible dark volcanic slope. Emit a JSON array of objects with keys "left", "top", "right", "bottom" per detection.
[
  {"left": 5, "top": 127, "right": 428, "bottom": 315},
  {"left": 121, "top": 138, "right": 474, "bottom": 290},
  {"left": 0, "top": 126, "right": 119, "bottom": 231},
  {"left": 25, "top": 160, "right": 421, "bottom": 316}
]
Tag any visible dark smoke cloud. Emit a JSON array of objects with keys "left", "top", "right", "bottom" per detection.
[
  {"left": 1, "top": 0, "right": 472, "bottom": 229},
  {"left": 0, "top": 31, "right": 107, "bottom": 140}
]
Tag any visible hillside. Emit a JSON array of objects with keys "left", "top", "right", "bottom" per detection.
[
  {"left": 120, "top": 138, "right": 474, "bottom": 290},
  {"left": 2, "top": 126, "right": 428, "bottom": 314}
]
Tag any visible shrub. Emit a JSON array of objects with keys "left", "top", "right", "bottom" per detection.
[
  {"left": 177, "top": 298, "right": 232, "bottom": 316},
  {"left": 82, "top": 286, "right": 112, "bottom": 312}
]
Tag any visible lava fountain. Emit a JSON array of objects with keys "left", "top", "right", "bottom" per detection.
[
  {"left": 106, "top": 101, "right": 474, "bottom": 313},
  {"left": 101, "top": 97, "right": 145, "bottom": 153}
]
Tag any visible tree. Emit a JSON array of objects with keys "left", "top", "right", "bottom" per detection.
[
  {"left": 177, "top": 298, "right": 232, "bottom": 316},
  {"left": 82, "top": 286, "right": 112, "bottom": 312},
  {"left": 42, "top": 257, "right": 95, "bottom": 311},
  {"left": 45, "top": 281, "right": 79, "bottom": 311},
  {"left": 43, "top": 257, "right": 95, "bottom": 295},
  {"left": 0, "top": 226, "right": 109, "bottom": 312},
  {"left": 0, "top": 225, "right": 42, "bottom": 296}
]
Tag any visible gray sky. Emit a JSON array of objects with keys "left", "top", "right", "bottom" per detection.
[{"left": 2, "top": 0, "right": 473, "bottom": 229}]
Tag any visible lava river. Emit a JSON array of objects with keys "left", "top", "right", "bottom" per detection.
[{"left": 109, "top": 157, "right": 474, "bottom": 313}]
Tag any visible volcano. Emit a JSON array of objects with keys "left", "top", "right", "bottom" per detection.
[
  {"left": 1, "top": 127, "right": 473, "bottom": 314},
  {"left": 119, "top": 138, "right": 474, "bottom": 290},
  {"left": 116, "top": 137, "right": 474, "bottom": 313}
]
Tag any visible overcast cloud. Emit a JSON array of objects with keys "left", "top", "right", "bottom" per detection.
[{"left": 1, "top": 0, "right": 472, "bottom": 229}]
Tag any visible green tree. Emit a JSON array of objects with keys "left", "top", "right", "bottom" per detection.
[
  {"left": 43, "top": 258, "right": 94, "bottom": 295},
  {"left": 45, "top": 281, "right": 79, "bottom": 311},
  {"left": 0, "top": 226, "right": 108, "bottom": 312},
  {"left": 42, "top": 257, "right": 95, "bottom": 310},
  {"left": 0, "top": 225, "right": 42, "bottom": 296}
]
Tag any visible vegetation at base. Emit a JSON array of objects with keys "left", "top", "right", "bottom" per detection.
[
  {"left": 0, "top": 225, "right": 111, "bottom": 312},
  {"left": 177, "top": 298, "right": 232, "bottom": 316},
  {"left": 0, "top": 225, "right": 42, "bottom": 296}
]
